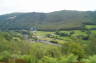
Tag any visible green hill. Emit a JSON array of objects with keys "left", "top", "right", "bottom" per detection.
[{"left": 0, "top": 10, "right": 96, "bottom": 30}]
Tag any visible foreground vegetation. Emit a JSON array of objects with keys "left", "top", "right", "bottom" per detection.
[{"left": 0, "top": 26, "right": 96, "bottom": 63}]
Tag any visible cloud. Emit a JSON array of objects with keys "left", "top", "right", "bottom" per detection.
[{"left": 0, "top": 0, "right": 96, "bottom": 15}]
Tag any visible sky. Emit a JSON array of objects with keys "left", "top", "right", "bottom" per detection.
[{"left": 0, "top": 0, "right": 96, "bottom": 15}]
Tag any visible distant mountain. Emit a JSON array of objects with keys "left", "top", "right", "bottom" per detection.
[{"left": 0, "top": 10, "right": 96, "bottom": 31}]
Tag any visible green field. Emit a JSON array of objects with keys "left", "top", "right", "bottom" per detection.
[{"left": 85, "top": 25, "right": 96, "bottom": 29}]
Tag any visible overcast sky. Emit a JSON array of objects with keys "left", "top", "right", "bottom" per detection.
[{"left": 0, "top": 0, "right": 96, "bottom": 15}]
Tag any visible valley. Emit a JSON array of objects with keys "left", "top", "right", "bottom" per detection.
[
  {"left": 0, "top": 24, "right": 96, "bottom": 63},
  {"left": 0, "top": 10, "right": 96, "bottom": 63}
]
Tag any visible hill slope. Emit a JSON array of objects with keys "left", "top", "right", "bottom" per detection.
[{"left": 0, "top": 10, "right": 96, "bottom": 30}]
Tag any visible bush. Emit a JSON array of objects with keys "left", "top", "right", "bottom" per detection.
[
  {"left": 58, "top": 54, "right": 78, "bottom": 63},
  {"left": 50, "top": 40, "right": 58, "bottom": 44},
  {"left": 0, "top": 51, "right": 11, "bottom": 61},
  {"left": 83, "top": 55, "right": 96, "bottom": 63},
  {"left": 61, "top": 42, "right": 86, "bottom": 61},
  {"left": 39, "top": 56, "right": 57, "bottom": 63},
  {"left": 39, "top": 54, "right": 78, "bottom": 63}
]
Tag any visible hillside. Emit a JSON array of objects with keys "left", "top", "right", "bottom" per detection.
[
  {"left": 0, "top": 10, "right": 96, "bottom": 30},
  {"left": 1, "top": 10, "right": 96, "bottom": 63}
]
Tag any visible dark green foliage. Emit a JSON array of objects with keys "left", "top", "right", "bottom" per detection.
[
  {"left": 50, "top": 40, "right": 58, "bottom": 44},
  {"left": 55, "top": 31, "right": 71, "bottom": 37}
]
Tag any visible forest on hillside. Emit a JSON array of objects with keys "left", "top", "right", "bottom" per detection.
[{"left": 0, "top": 10, "right": 96, "bottom": 30}]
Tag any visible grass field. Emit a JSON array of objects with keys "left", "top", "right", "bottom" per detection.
[
  {"left": 85, "top": 25, "right": 96, "bottom": 29},
  {"left": 36, "top": 31, "right": 54, "bottom": 36}
]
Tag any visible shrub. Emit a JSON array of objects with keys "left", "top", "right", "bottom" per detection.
[
  {"left": 0, "top": 51, "right": 11, "bottom": 62},
  {"left": 58, "top": 54, "right": 78, "bottom": 63},
  {"left": 39, "top": 54, "right": 78, "bottom": 63},
  {"left": 83, "top": 55, "right": 96, "bottom": 63},
  {"left": 50, "top": 40, "right": 58, "bottom": 44},
  {"left": 39, "top": 56, "right": 57, "bottom": 63}
]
